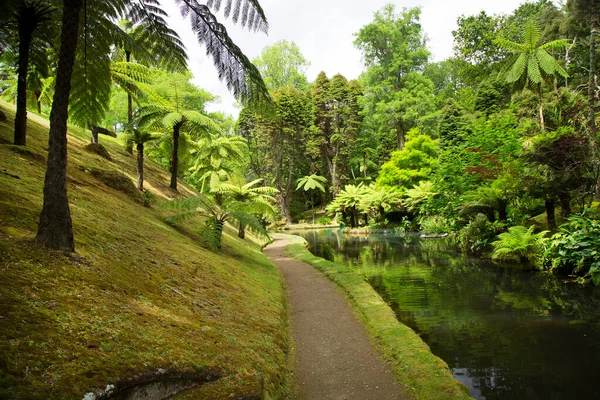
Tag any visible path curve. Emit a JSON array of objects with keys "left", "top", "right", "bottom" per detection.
[{"left": 264, "top": 237, "right": 408, "bottom": 400}]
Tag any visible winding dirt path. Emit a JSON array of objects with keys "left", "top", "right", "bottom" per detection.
[{"left": 264, "top": 237, "right": 408, "bottom": 400}]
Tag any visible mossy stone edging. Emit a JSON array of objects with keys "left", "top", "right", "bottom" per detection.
[{"left": 284, "top": 237, "right": 472, "bottom": 400}]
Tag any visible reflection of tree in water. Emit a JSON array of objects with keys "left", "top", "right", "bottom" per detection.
[{"left": 295, "top": 229, "right": 600, "bottom": 400}]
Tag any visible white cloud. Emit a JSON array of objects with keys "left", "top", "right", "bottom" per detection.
[{"left": 162, "top": 0, "right": 528, "bottom": 117}]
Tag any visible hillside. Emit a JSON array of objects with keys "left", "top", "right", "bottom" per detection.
[{"left": 0, "top": 101, "right": 289, "bottom": 399}]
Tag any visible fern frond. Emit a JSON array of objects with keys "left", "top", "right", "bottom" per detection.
[{"left": 174, "top": 0, "right": 270, "bottom": 106}]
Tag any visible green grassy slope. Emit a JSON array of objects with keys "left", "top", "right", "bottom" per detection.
[{"left": 0, "top": 102, "right": 289, "bottom": 399}]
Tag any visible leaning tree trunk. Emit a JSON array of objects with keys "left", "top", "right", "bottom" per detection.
[
  {"left": 125, "top": 51, "right": 134, "bottom": 155},
  {"left": 545, "top": 197, "right": 557, "bottom": 230},
  {"left": 14, "top": 19, "right": 35, "bottom": 146},
  {"left": 136, "top": 142, "right": 144, "bottom": 190},
  {"left": 238, "top": 221, "right": 245, "bottom": 239},
  {"left": 170, "top": 123, "right": 181, "bottom": 190},
  {"left": 36, "top": 0, "right": 83, "bottom": 252}
]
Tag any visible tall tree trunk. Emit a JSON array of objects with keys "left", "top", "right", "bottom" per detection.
[
  {"left": 36, "top": 0, "right": 83, "bottom": 252},
  {"left": 277, "top": 193, "right": 291, "bottom": 225},
  {"left": 311, "top": 191, "right": 315, "bottom": 224},
  {"left": 137, "top": 142, "right": 144, "bottom": 190},
  {"left": 170, "top": 124, "right": 181, "bottom": 190},
  {"left": 351, "top": 205, "right": 357, "bottom": 228},
  {"left": 378, "top": 205, "right": 385, "bottom": 224},
  {"left": 397, "top": 120, "right": 405, "bottom": 150},
  {"left": 238, "top": 221, "right": 245, "bottom": 239},
  {"left": 363, "top": 151, "right": 367, "bottom": 178},
  {"left": 590, "top": 1, "right": 600, "bottom": 201},
  {"left": 125, "top": 51, "right": 134, "bottom": 155},
  {"left": 537, "top": 83, "right": 545, "bottom": 132},
  {"left": 545, "top": 197, "right": 557, "bottom": 230},
  {"left": 14, "top": 20, "right": 35, "bottom": 146},
  {"left": 35, "top": 91, "right": 42, "bottom": 114}
]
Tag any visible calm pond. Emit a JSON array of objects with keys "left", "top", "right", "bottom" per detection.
[{"left": 293, "top": 229, "right": 600, "bottom": 400}]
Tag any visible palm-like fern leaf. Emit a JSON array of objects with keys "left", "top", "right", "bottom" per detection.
[{"left": 175, "top": 0, "right": 270, "bottom": 105}]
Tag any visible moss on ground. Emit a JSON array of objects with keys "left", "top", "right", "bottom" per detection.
[
  {"left": 285, "top": 238, "right": 472, "bottom": 400},
  {"left": 0, "top": 101, "right": 290, "bottom": 399}
]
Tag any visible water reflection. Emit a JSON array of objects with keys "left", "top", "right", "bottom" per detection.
[{"left": 293, "top": 229, "right": 600, "bottom": 400}]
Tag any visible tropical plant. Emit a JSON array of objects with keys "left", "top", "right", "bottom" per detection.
[
  {"left": 333, "top": 184, "right": 369, "bottom": 228},
  {"left": 188, "top": 134, "right": 248, "bottom": 192},
  {"left": 403, "top": 180, "right": 438, "bottom": 213},
  {"left": 36, "top": 0, "right": 271, "bottom": 251},
  {"left": 164, "top": 195, "right": 269, "bottom": 249},
  {"left": 458, "top": 213, "right": 498, "bottom": 256},
  {"left": 418, "top": 215, "right": 453, "bottom": 235},
  {"left": 3, "top": 0, "right": 56, "bottom": 146},
  {"left": 491, "top": 225, "right": 548, "bottom": 264},
  {"left": 296, "top": 174, "right": 328, "bottom": 224},
  {"left": 123, "top": 128, "right": 161, "bottom": 190},
  {"left": 213, "top": 178, "right": 278, "bottom": 238},
  {"left": 494, "top": 20, "right": 569, "bottom": 131},
  {"left": 459, "top": 176, "right": 521, "bottom": 222},
  {"left": 361, "top": 185, "right": 403, "bottom": 224},
  {"left": 138, "top": 80, "right": 221, "bottom": 190},
  {"left": 543, "top": 213, "right": 600, "bottom": 284}
]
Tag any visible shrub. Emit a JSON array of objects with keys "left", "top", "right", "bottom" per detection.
[
  {"left": 140, "top": 190, "right": 156, "bottom": 207},
  {"left": 491, "top": 225, "right": 548, "bottom": 264},
  {"left": 316, "top": 216, "right": 332, "bottom": 225},
  {"left": 458, "top": 213, "right": 497, "bottom": 256},
  {"left": 542, "top": 214, "right": 600, "bottom": 284},
  {"left": 418, "top": 215, "right": 453, "bottom": 234}
]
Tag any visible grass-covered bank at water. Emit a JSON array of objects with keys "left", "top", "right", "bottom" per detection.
[
  {"left": 286, "top": 239, "right": 472, "bottom": 400},
  {"left": 0, "top": 101, "right": 290, "bottom": 399}
]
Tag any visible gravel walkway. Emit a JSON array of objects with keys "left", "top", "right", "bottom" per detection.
[{"left": 264, "top": 237, "right": 408, "bottom": 400}]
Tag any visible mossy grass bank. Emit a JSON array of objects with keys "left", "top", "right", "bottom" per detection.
[
  {"left": 0, "top": 101, "right": 290, "bottom": 399},
  {"left": 285, "top": 236, "right": 472, "bottom": 400}
]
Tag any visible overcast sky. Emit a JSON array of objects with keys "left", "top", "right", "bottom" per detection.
[{"left": 163, "top": 0, "right": 528, "bottom": 116}]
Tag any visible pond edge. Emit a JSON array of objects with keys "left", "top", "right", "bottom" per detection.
[{"left": 283, "top": 234, "right": 472, "bottom": 400}]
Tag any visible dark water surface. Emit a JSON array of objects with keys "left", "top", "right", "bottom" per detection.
[{"left": 293, "top": 229, "right": 600, "bottom": 400}]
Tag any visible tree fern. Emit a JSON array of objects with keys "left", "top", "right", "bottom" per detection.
[
  {"left": 492, "top": 225, "right": 548, "bottom": 264},
  {"left": 175, "top": 0, "right": 270, "bottom": 105}
]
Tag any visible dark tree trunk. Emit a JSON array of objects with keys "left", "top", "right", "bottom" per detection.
[
  {"left": 397, "top": 120, "right": 405, "bottom": 150},
  {"left": 363, "top": 151, "right": 368, "bottom": 178},
  {"left": 214, "top": 218, "right": 225, "bottom": 249},
  {"left": 590, "top": 1, "right": 600, "bottom": 201},
  {"left": 351, "top": 205, "right": 357, "bottom": 228},
  {"left": 545, "top": 197, "right": 557, "bottom": 230},
  {"left": 137, "top": 142, "right": 144, "bottom": 191},
  {"left": 125, "top": 51, "right": 134, "bottom": 155},
  {"left": 14, "top": 18, "right": 35, "bottom": 146},
  {"left": 486, "top": 210, "right": 496, "bottom": 223},
  {"left": 363, "top": 213, "right": 369, "bottom": 226},
  {"left": 238, "top": 221, "right": 245, "bottom": 239},
  {"left": 170, "top": 123, "right": 181, "bottom": 190},
  {"left": 36, "top": 0, "right": 83, "bottom": 252},
  {"left": 498, "top": 201, "right": 508, "bottom": 222},
  {"left": 558, "top": 192, "right": 571, "bottom": 217},
  {"left": 378, "top": 205, "right": 385, "bottom": 224},
  {"left": 91, "top": 126, "right": 99, "bottom": 144}
]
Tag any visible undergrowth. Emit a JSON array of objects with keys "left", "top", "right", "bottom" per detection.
[{"left": 0, "top": 102, "right": 290, "bottom": 399}]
